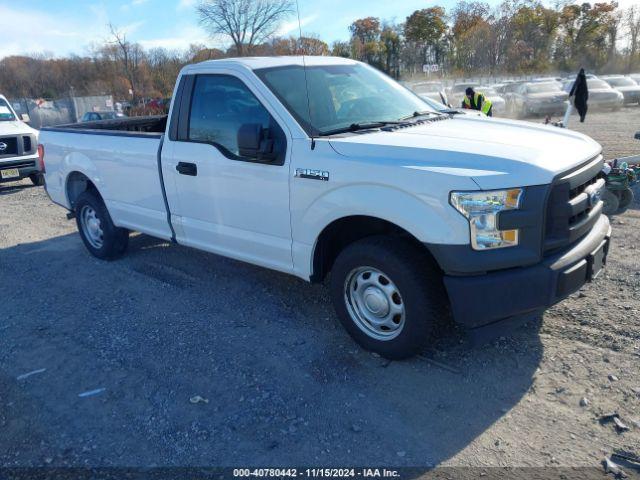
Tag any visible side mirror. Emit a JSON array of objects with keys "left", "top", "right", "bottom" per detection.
[
  {"left": 237, "top": 123, "right": 275, "bottom": 161},
  {"left": 438, "top": 90, "right": 449, "bottom": 107},
  {"left": 20, "top": 113, "right": 31, "bottom": 123},
  {"left": 635, "top": 131, "right": 640, "bottom": 141}
]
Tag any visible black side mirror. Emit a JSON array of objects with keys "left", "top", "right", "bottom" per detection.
[
  {"left": 634, "top": 131, "right": 640, "bottom": 141},
  {"left": 238, "top": 123, "right": 275, "bottom": 161}
]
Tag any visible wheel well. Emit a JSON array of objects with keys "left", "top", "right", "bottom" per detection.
[
  {"left": 310, "top": 216, "right": 433, "bottom": 282},
  {"left": 66, "top": 172, "right": 100, "bottom": 210}
]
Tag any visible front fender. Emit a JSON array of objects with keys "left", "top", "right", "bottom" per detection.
[
  {"left": 290, "top": 183, "right": 472, "bottom": 279},
  {"left": 298, "top": 184, "right": 470, "bottom": 247}
]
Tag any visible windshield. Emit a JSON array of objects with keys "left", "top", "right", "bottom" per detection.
[
  {"left": 414, "top": 83, "right": 442, "bottom": 93},
  {"left": 526, "top": 82, "right": 562, "bottom": 93},
  {"left": 420, "top": 95, "right": 449, "bottom": 110},
  {"left": 255, "top": 63, "right": 436, "bottom": 135},
  {"left": 588, "top": 79, "right": 610, "bottom": 89},
  {"left": 605, "top": 77, "right": 637, "bottom": 87},
  {"left": 0, "top": 99, "right": 16, "bottom": 121},
  {"left": 480, "top": 87, "right": 498, "bottom": 95}
]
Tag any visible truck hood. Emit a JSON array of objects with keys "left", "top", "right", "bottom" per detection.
[
  {"left": 328, "top": 115, "right": 602, "bottom": 190},
  {"left": 616, "top": 85, "right": 640, "bottom": 93},
  {"left": 0, "top": 120, "right": 38, "bottom": 137}
]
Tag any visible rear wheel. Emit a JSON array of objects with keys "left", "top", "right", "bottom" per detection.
[
  {"left": 75, "top": 190, "right": 129, "bottom": 260},
  {"left": 329, "top": 236, "right": 447, "bottom": 359}
]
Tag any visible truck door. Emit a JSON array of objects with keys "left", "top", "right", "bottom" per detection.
[{"left": 162, "top": 72, "right": 293, "bottom": 273}]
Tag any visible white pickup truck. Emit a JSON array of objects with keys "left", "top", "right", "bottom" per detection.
[
  {"left": 40, "top": 56, "right": 611, "bottom": 359},
  {"left": 0, "top": 94, "right": 43, "bottom": 186}
]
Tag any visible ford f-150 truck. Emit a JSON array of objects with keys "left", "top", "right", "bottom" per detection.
[
  {"left": 0, "top": 94, "right": 43, "bottom": 186},
  {"left": 40, "top": 57, "right": 611, "bottom": 359}
]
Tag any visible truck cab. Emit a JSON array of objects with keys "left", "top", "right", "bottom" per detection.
[{"left": 40, "top": 57, "right": 610, "bottom": 359}]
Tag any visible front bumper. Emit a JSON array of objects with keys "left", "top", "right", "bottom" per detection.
[
  {"left": 0, "top": 156, "right": 39, "bottom": 183},
  {"left": 590, "top": 97, "right": 624, "bottom": 109},
  {"left": 528, "top": 102, "right": 568, "bottom": 114},
  {"left": 441, "top": 214, "right": 611, "bottom": 339}
]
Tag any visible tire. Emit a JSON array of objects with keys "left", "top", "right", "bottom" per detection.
[
  {"left": 29, "top": 173, "right": 44, "bottom": 186},
  {"left": 616, "top": 188, "right": 634, "bottom": 214},
  {"left": 329, "top": 236, "right": 447, "bottom": 360},
  {"left": 74, "top": 190, "right": 129, "bottom": 260},
  {"left": 601, "top": 188, "right": 620, "bottom": 216}
]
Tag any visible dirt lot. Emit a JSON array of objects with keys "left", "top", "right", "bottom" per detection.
[{"left": 1, "top": 109, "right": 639, "bottom": 473}]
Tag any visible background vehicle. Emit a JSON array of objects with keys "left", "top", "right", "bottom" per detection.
[
  {"left": 418, "top": 95, "right": 484, "bottom": 117},
  {"left": 496, "top": 81, "right": 524, "bottom": 103},
  {"left": 411, "top": 81, "right": 446, "bottom": 104},
  {"left": 506, "top": 81, "right": 569, "bottom": 118},
  {"left": 40, "top": 57, "right": 610, "bottom": 359},
  {"left": 562, "top": 78, "right": 624, "bottom": 110},
  {"left": 81, "top": 111, "right": 127, "bottom": 122},
  {"left": 0, "top": 94, "right": 42, "bottom": 186},
  {"left": 530, "top": 77, "right": 562, "bottom": 83},
  {"left": 600, "top": 75, "right": 640, "bottom": 105}
]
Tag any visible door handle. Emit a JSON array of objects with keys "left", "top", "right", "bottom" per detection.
[{"left": 176, "top": 162, "right": 197, "bottom": 176}]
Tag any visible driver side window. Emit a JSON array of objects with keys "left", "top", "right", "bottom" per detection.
[{"left": 187, "top": 75, "right": 273, "bottom": 158}]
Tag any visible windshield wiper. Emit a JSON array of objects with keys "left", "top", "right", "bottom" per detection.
[
  {"left": 318, "top": 121, "right": 404, "bottom": 136},
  {"left": 399, "top": 110, "right": 442, "bottom": 121},
  {"left": 438, "top": 109, "right": 463, "bottom": 115}
]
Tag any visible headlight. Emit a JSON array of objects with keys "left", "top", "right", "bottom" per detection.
[{"left": 450, "top": 188, "right": 523, "bottom": 250}]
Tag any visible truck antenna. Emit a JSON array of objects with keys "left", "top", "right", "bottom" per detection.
[{"left": 295, "top": 0, "right": 315, "bottom": 150}]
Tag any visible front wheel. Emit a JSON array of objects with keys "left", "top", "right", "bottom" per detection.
[
  {"left": 29, "top": 173, "right": 44, "bottom": 186},
  {"left": 75, "top": 190, "right": 129, "bottom": 260},
  {"left": 329, "top": 236, "right": 448, "bottom": 359}
]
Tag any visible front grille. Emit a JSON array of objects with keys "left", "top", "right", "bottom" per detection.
[
  {"left": 544, "top": 156, "right": 604, "bottom": 254},
  {"left": 0, "top": 136, "right": 18, "bottom": 156}
]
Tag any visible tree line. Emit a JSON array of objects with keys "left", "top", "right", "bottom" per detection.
[
  {"left": 336, "top": 1, "right": 640, "bottom": 78},
  {"left": 1, "top": 0, "right": 639, "bottom": 102}
]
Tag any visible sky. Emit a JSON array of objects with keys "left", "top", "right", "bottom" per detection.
[
  {"left": 0, "top": 0, "right": 467, "bottom": 58},
  {"left": 0, "top": 0, "right": 635, "bottom": 59}
]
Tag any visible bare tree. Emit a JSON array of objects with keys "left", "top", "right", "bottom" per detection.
[
  {"left": 625, "top": 5, "right": 640, "bottom": 73},
  {"left": 108, "top": 23, "right": 146, "bottom": 100},
  {"left": 196, "top": 0, "right": 294, "bottom": 56}
]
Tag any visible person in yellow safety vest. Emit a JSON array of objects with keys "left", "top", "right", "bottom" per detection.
[{"left": 462, "top": 87, "right": 493, "bottom": 116}]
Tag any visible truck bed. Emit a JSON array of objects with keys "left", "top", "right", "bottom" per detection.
[
  {"left": 42, "top": 115, "right": 167, "bottom": 137},
  {"left": 40, "top": 119, "right": 172, "bottom": 241}
]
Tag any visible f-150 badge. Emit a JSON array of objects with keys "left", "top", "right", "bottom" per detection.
[{"left": 295, "top": 168, "right": 329, "bottom": 181}]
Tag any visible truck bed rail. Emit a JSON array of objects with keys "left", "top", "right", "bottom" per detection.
[{"left": 41, "top": 115, "right": 167, "bottom": 138}]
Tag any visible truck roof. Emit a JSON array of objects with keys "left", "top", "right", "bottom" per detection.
[{"left": 192, "top": 55, "right": 358, "bottom": 71}]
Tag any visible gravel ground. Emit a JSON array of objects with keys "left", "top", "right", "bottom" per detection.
[{"left": 0, "top": 109, "right": 639, "bottom": 473}]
